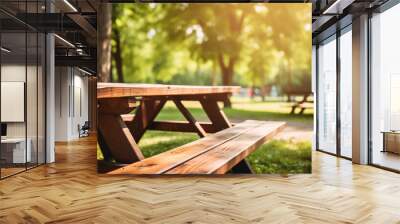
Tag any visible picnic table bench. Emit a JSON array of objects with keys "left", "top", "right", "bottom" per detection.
[
  {"left": 97, "top": 83, "right": 286, "bottom": 174},
  {"left": 109, "top": 120, "right": 285, "bottom": 174}
]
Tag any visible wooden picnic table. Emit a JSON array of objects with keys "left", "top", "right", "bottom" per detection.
[{"left": 97, "top": 83, "right": 241, "bottom": 165}]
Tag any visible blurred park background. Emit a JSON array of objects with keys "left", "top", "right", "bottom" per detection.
[{"left": 98, "top": 3, "right": 313, "bottom": 174}]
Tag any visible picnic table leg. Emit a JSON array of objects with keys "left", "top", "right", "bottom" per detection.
[
  {"left": 231, "top": 159, "right": 254, "bottom": 174},
  {"left": 130, "top": 98, "right": 166, "bottom": 143},
  {"left": 200, "top": 95, "right": 232, "bottom": 131},
  {"left": 97, "top": 129, "right": 114, "bottom": 161},
  {"left": 98, "top": 98, "right": 144, "bottom": 164},
  {"left": 290, "top": 106, "right": 296, "bottom": 114},
  {"left": 200, "top": 94, "right": 253, "bottom": 174},
  {"left": 173, "top": 100, "right": 207, "bottom": 137}
]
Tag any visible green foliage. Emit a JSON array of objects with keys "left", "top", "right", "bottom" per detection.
[
  {"left": 154, "top": 99, "right": 313, "bottom": 123},
  {"left": 112, "top": 3, "right": 312, "bottom": 92},
  {"left": 166, "top": 70, "right": 214, "bottom": 86},
  {"left": 139, "top": 131, "right": 198, "bottom": 158}
]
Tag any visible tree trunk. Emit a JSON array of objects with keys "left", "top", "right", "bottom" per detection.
[
  {"left": 218, "top": 54, "right": 236, "bottom": 108},
  {"left": 250, "top": 86, "right": 255, "bottom": 99},
  {"left": 220, "top": 68, "right": 233, "bottom": 108},
  {"left": 113, "top": 29, "right": 124, "bottom": 83},
  {"left": 286, "top": 59, "right": 292, "bottom": 102},
  {"left": 110, "top": 62, "right": 114, "bottom": 82},
  {"left": 211, "top": 60, "right": 217, "bottom": 86},
  {"left": 97, "top": 3, "right": 112, "bottom": 82},
  {"left": 260, "top": 85, "right": 268, "bottom": 102}
]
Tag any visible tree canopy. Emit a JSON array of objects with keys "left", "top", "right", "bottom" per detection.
[{"left": 111, "top": 3, "right": 311, "bottom": 97}]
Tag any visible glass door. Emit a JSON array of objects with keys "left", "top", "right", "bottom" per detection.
[
  {"left": 0, "top": 1, "right": 47, "bottom": 179},
  {"left": 317, "top": 35, "right": 337, "bottom": 154},
  {"left": 370, "top": 3, "right": 400, "bottom": 171},
  {"left": 1, "top": 28, "right": 28, "bottom": 178}
]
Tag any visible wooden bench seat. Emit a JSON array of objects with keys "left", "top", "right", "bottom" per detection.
[{"left": 108, "top": 120, "right": 286, "bottom": 175}]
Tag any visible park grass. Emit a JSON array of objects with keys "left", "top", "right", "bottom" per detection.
[
  {"left": 156, "top": 97, "right": 313, "bottom": 124},
  {"left": 247, "top": 140, "right": 311, "bottom": 174},
  {"left": 98, "top": 98, "right": 313, "bottom": 174}
]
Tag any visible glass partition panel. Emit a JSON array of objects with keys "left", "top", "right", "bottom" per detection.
[
  {"left": 371, "top": 4, "right": 400, "bottom": 171},
  {"left": 38, "top": 0, "right": 46, "bottom": 165},
  {"left": 339, "top": 28, "right": 352, "bottom": 158},
  {"left": 38, "top": 32, "right": 45, "bottom": 165},
  {"left": 317, "top": 36, "right": 337, "bottom": 154},
  {"left": 0, "top": 0, "right": 47, "bottom": 179},
  {"left": 27, "top": 30, "right": 38, "bottom": 169},
  {"left": 1, "top": 30, "right": 28, "bottom": 177}
]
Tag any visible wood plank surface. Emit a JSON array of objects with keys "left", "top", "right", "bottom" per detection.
[
  {"left": 97, "top": 82, "right": 241, "bottom": 99},
  {"left": 2, "top": 136, "right": 400, "bottom": 223},
  {"left": 121, "top": 115, "right": 219, "bottom": 133},
  {"left": 108, "top": 120, "right": 265, "bottom": 175},
  {"left": 167, "top": 122, "right": 286, "bottom": 174}
]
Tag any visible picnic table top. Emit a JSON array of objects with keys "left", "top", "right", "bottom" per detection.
[{"left": 97, "top": 82, "right": 241, "bottom": 99}]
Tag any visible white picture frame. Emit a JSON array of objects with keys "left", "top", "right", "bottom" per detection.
[{"left": 1, "top": 81, "right": 25, "bottom": 122}]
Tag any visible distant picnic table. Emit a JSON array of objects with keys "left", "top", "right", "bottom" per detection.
[
  {"left": 290, "top": 101, "right": 313, "bottom": 115},
  {"left": 290, "top": 96, "right": 313, "bottom": 115},
  {"left": 97, "top": 83, "right": 285, "bottom": 174}
]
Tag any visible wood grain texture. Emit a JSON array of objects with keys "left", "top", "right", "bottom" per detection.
[
  {"left": 122, "top": 117, "right": 219, "bottom": 133},
  {"left": 167, "top": 121, "right": 286, "bottom": 174},
  {"left": 108, "top": 120, "right": 264, "bottom": 175},
  {"left": 98, "top": 114, "right": 144, "bottom": 163},
  {"left": 97, "top": 86, "right": 237, "bottom": 166},
  {"left": 173, "top": 100, "right": 207, "bottom": 137},
  {"left": 130, "top": 99, "right": 166, "bottom": 142},
  {"left": 1, "top": 136, "right": 400, "bottom": 223},
  {"left": 98, "top": 98, "right": 143, "bottom": 163},
  {"left": 97, "top": 82, "right": 241, "bottom": 99},
  {"left": 200, "top": 98, "right": 232, "bottom": 131}
]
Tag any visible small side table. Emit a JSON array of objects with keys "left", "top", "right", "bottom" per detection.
[{"left": 381, "top": 131, "right": 400, "bottom": 154}]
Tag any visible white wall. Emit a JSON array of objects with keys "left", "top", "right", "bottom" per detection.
[
  {"left": 55, "top": 66, "right": 70, "bottom": 141},
  {"left": 1, "top": 65, "right": 28, "bottom": 138},
  {"left": 55, "top": 67, "right": 89, "bottom": 141}
]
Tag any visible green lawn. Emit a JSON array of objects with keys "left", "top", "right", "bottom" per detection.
[
  {"left": 156, "top": 97, "right": 313, "bottom": 123},
  {"left": 98, "top": 98, "right": 312, "bottom": 174}
]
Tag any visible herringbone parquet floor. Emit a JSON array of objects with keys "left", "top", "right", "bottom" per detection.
[{"left": 1, "top": 136, "right": 400, "bottom": 224}]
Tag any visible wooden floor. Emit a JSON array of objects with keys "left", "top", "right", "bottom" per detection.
[
  {"left": 1, "top": 167, "right": 26, "bottom": 178},
  {"left": 372, "top": 151, "right": 400, "bottom": 171},
  {"left": 1, "top": 136, "right": 400, "bottom": 223}
]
